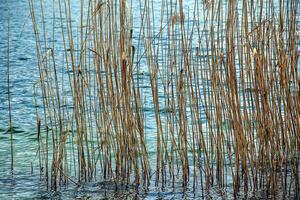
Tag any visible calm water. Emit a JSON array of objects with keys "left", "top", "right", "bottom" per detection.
[
  {"left": 0, "top": 1, "right": 202, "bottom": 199},
  {"left": 0, "top": 0, "right": 42, "bottom": 198},
  {"left": 0, "top": 0, "right": 298, "bottom": 199}
]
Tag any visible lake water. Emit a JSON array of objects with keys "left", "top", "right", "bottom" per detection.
[{"left": 0, "top": 0, "right": 299, "bottom": 199}]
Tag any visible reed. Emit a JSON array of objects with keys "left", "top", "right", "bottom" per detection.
[
  {"left": 7, "top": 17, "right": 13, "bottom": 174},
  {"left": 29, "top": 0, "right": 299, "bottom": 198}
]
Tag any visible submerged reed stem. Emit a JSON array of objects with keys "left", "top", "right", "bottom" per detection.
[{"left": 7, "top": 16, "right": 13, "bottom": 174}]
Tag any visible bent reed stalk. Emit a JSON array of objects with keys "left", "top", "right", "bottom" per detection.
[{"left": 29, "top": 0, "right": 299, "bottom": 198}]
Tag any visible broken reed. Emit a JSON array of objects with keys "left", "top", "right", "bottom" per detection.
[{"left": 30, "top": 0, "right": 299, "bottom": 197}]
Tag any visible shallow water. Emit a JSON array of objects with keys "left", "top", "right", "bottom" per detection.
[
  {"left": 0, "top": 1, "right": 201, "bottom": 198},
  {"left": 0, "top": 1, "right": 43, "bottom": 198},
  {"left": 0, "top": 0, "right": 299, "bottom": 199}
]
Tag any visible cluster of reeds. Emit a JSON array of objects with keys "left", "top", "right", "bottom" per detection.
[{"left": 29, "top": 0, "right": 299, "bottom": 198}]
